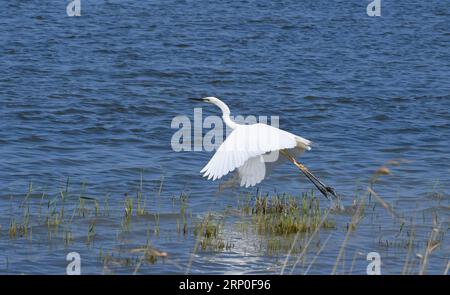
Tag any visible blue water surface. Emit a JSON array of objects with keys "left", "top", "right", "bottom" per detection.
[{"left": 0, "top": 0, "right": 449, "bottom": 274}]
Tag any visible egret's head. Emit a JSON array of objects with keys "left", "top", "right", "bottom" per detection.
[
  {"left": 189, "top": 96, "right": 219, "bottom": 104},
  {"left": 189, "top": 96, "right": 230, "bottom": 115},
  {"left": 189, "top": 96, "right": 232, "bottom": 122}
]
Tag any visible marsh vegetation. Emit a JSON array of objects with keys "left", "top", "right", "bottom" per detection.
[{"left": 0, "top": 162, "right": 448, "bottom": 274}]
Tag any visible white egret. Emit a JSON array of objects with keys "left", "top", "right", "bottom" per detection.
[{"left": 190, "top": 97, "right": 339, "bottom": 200}]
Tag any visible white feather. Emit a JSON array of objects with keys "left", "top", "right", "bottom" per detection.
[
  {"left": 238, "top": 155, "right": 266, "bottom": 187},
  {"left": 201, "top": 123, "right": 311, "bottom": 185}
]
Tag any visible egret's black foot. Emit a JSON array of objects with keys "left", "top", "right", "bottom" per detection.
[{"left": 325, "top": 186, "right": 339, "bottom": 199}]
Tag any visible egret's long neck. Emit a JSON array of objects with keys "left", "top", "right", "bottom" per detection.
[{"left": 213, "top": 99, "right": 239, "bottom": 130}]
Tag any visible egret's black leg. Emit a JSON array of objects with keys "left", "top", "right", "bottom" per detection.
[{"left": 281, "top": 150, "right": 339, "bottom": 200}]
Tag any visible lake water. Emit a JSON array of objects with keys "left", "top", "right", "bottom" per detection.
[{"left": 0, "top": 0, "right": 449, "bottom": 274}]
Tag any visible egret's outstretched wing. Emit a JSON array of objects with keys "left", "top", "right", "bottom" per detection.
[
  {"left": 238, "top": 155, "right": 266, "bottom": 187},
  {"left": 201, "top": 123, "right": 309, "bottom": 182}
]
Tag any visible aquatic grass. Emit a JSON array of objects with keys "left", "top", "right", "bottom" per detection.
[
  {"left": 124, "top": 193, "right": 133, "bottom": 218},
  {"left": 8, "top": 208, "right": 32, "bottom": 240},
  {"left": 103, "top": 194, "right": 110, "bottom": 217},
  {"left": 329, "top": 161, "right": 396, "bottom": 274},
  {"left": 284, "top": 202, "right": 334, "bottom": 274},
  {"left": 303, "top": 233, "right": 333, "bottom": 275},
  {"left": 331, "top": 194, "right": 367, "bottom": 275},
  {"left": 59, "top": 177, "right": 70, "bottom": 219},
  {"left": 178, "top": 193, "right": 189, "bottom": 237},
  {"left": 8, "top": 218, "right": 17, "bottom": 239},
  {"left": 246, "top": 192, "right": 335, "bottom": 236},
  {"left": 63, "top": 230, "right": 73, "bottom": 247},
  {"left": 444, "top": 260, "right": 450, "bottom": 275},
  {"left": 329, "top": 159, "right": 416, "bottom": 275},
  {"left": 37, "top": 192, "right": 46, "bottom": 223},
  {"left": 121, "top": 193, "right": 134, "bottom": 232},
  {"left": 402, "top": 220, "right": 417, "bottom": 275},
  {"left": 193, "top": 213, "right": 231, "bottom": 252},
  {"left": 19, "top": 180, "right": 33, "bottom": 208},
  {"left": 154, "top": 212, "right": 160, "bottom": 237},
  {"left": 1, "top": 168, "right": 448, "bottom": 274},
  {"left": 136, "top": 171, "right": 146, "bottom": 216},
  {"left": 418, "top": 217, "right": 442, "bottom": 275},
  {"left": 86, "top": 220, "right": 96, "bottom": 246},
  {"left": 237, "top": 192, "right": 253, "bottom": 216}
]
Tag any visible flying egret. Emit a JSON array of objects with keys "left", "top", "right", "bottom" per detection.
[{"left": 190, "top": 96, "right": 339, "bottom": 200}]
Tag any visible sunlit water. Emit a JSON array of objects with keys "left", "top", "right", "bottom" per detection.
[{"left": 0, "top": 1, "right": 449, "bottom": 274}]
